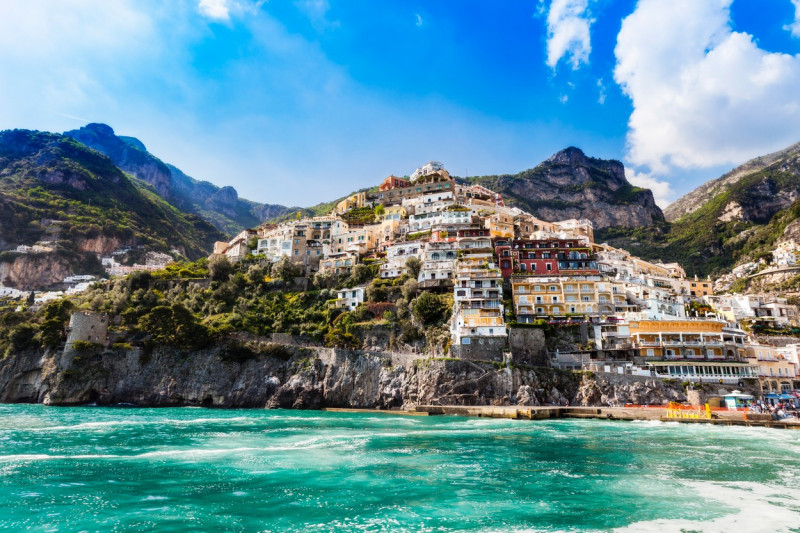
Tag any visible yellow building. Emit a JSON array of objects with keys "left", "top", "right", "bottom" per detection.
[
  {"left": 514, "top": 213, "right": 556, "bottom": 238},
  {"left": 628, "top": 319, "right": 747, "bottom": 359},
  {"left": 743, "top": 344, "right": 799, "bottom": 393},
  {"left": 633, "top": 320, "right": 758, "bottom": 384},
  {"left": 511, "top": 277, "right": 628, "bottom": 320},
  {"left": 485, "top": 212, "right": 514, "bottom": 238},
  {"left": 673, "top": 278, "right": 714, "bottom": 297},
  {"left": 334, "top": 192, "right": 370, "bottom": 215}
]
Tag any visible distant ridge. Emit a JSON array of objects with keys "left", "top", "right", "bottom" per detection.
[{"left": 63, "top": 123, "right": 295, "bottom": 236}]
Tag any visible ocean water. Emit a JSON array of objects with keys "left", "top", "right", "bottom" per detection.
[{"left": 0, "top": 406, "right": 799, "bottom": 532}]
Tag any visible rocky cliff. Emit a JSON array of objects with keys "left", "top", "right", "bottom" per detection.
[
  {"left": 599, "top": 140, "right": 800, "bottom": 277},
  {"left": 64, "top": 123, "right": 293, "bottom": 235},
  {"left": 664, "top": 141, "right": 800, "bottom": 222},
  {"left": 0, "top": 343, "right": 688, "bottom": 409},
  {"left": 467, "top": 147, "right": 665, "bottom": 229},
  {"left": 0, "top": 129, "right": 225, "bottom": 287},
  {"left": 0, "top": 254, "right": 74, "bottom": 291}
]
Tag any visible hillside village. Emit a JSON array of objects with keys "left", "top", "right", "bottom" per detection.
[{"left": 209, "top": 162, "right": 800, "bottom": 399}]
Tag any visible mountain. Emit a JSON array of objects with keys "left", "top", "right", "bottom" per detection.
[
  {"left": 598, "top": 141, "right": 800, "bottom": 277},
  {"left": 664, "top": 142, "right": 800, "bottom": 222},
  {"left": 0, "top": 129, "right": 225, "bottom": 288},
  {"left": 464, "top": 147, "right": 665, "bottom": 229},
  {"left": 63, "top": 123, "right": 293, "bottom": 235}
]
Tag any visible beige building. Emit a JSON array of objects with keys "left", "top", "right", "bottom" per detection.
[
  {"left": 318, "top": 251, "right": 359, "bottom": 277},
  {"left": 485, "top": 212, "right": 515, "bottom": 239},
  {"left": 743, "top": 344, "right": 799, "bottom": 393},
  {"left": 257, "top": 222, "right": 322, "bottom": 273},
  {"left": 511, "top": 276, "right": 627, "bottom": 320}
]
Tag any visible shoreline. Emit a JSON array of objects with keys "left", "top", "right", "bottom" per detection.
[{"left": 325, "top": 405, "right": 800, "bottom": 429}]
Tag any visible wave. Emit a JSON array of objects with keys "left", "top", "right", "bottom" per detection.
[{"left": 612, "top": 480, "right": 800, "bottom": 533}]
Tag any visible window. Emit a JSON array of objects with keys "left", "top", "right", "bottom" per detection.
[{"left": 546, "top": 263, "right": 552, "bottom": 271}]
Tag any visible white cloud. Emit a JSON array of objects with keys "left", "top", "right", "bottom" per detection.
[
  {"left": 545, "top": 0, "right": 594, "bottom": 69},
  {"left": 787, "top": 0, "right": 800, "bottom": 37},
  {"left": 625, "top": 169, "right": 674, "bottom": 208},
  {"left": 295, "top": 0, "right": 339, "bottom": 31},
  {"left": 596, "top": 78, "right": 606, "bottom": 104},
  {"left": 198, "top": 0, "right": 231, "bottom": 21},
  {"left": 615, "top": 0, "right": 800, "bottom": 173},
  {"left": 415, "top": 13, "right": 423, "bottom": 28}
]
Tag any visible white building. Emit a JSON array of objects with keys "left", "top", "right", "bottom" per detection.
[
  {"left": 379, "top": 243, "right": 422, "bottom": 279},
  {"left": 410, "top": 161, "right": 447, "bottom": 181},
  {"left": 334, "top": 286, "right": 366, "bottom": 311}
]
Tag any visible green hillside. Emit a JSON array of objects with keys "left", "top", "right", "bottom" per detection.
[
  {"left": 0, "top": 129, "right": 225, "bottom": 261},
  {"left": 598, "top": 150, "right": 800, "bottom": 277}
]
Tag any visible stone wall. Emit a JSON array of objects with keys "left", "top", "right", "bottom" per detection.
[
  {"left": 65, "top": 312, "right": 109, "bottom": 347},
  {"left": 450, "top": 337, "right": 505, "bottom": 361},
  {"left": 508, "top": 327, "right": 548, "bottom": 366}
]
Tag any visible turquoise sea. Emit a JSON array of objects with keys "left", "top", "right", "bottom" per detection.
[{"left": 0, "top": 405, "right": 799, "bottom": 532}]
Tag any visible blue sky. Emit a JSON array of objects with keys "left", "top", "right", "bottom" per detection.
[{"left": 1, "top": 1, "right": 799, "bottom": 208}]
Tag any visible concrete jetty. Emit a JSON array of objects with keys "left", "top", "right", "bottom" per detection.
[{"left": 410, "top": 405, "right": 800, "bottom": 429}]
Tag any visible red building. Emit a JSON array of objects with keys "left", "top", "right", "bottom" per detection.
[
  {"left": 379, "top": 175, "right": 411, "bottom": 191},
  {"left": 495, "top": 238, "right": 598, "bottom": 278}
]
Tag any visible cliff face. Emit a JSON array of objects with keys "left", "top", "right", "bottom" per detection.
[
  {"left": 0, "top": 129, "right": 226, "bottom": 287},
  {"left": 599, "top": 140, "right": 800, "bottom": 277},
  {"left": 64, "top": 123, "right": 293, "bottom": 235},
  {"left": 0, "top": 344, "right": 685, "bottom": 409},
  {"left": 0, "top": 254, "right": 73, "bottom": 291},
  {"left": 467, "top": 147, "right": 665, "bottom": 229},
  {"left": 664, "top": 141, "right": 800, "bottom": 222}
]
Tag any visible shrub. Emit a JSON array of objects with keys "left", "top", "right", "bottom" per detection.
[
  {"left": 209, "top": 256, "right": 233, "bottom": 282},
  {"left": 412, "top": 292, "right": 451, "bottom": 326}
]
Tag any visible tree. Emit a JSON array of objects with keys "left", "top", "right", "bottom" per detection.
[
  {"left": 313, "top": 270, "right": 339, "bottom": 289},
  {"left": 138, "top": 303, "right": 209, "bottom": 349},
  {"left": 401, "top": 278, "right": 419, "bottom": 300},
  {"left": 350, "top": 263, "right": 373, "bottom": 285},
  {"left": 6, "top": 324, "right": 39, "bottom": 354},
  {"left": 209, "top": 256, "right": 233, "bottom": 282},
  {"left": 374, "top": 204, "right": 385, "bottom": 217},
  {"left": 127, "top": 270, "right": 152, "bottom": 291},
  {"left": 405, "top": 256, "right": 422, "bottom": 279},
  {"left": 412, "top": 292, "right": 451, "bottom": 326},
  {"left": 366, "top": 281, "right": 388, "bottom": 302},
  {"left": 273, "top": 256, "right": 301, "bottom": 282},
  {"left": 39, "top": 299, "right": 75, "bottom": 347}
]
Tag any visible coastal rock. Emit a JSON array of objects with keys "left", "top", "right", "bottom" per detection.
[
  {"left": 574, "top": 373, "right": 686, "bottom": 406},
  {"left": 0, "top": 344, "right": 708, "bottom": 410}
]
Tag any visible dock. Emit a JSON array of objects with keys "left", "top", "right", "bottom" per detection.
[{"left": 323, "top": 405, "right": 800, "bottom": 429}]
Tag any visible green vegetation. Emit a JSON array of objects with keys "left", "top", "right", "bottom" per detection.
[
  {"left": 0, "top": 130, "right": 225, "bottom": 266},
  {"left": 598, "top": 166, "right": 800, "bottom": 277},
  {"left": 0, "top": 253, "right": 454, "bottom": 357}
]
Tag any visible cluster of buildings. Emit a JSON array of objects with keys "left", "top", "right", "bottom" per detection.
[{"left": 210, "top": 162, "right": 800, "bottom": 395}]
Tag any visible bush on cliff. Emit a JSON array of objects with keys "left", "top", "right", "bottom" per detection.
[
  {"left": 39, "top": 299, "right": 74, "bottom": 347},
  {"left": 137, "top": 303, "right": 210, "bottom": 350},
  {"left": 412, "top": 292, "right": 452, "bottom": 326}
]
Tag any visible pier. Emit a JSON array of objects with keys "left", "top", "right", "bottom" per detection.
[{"left": 381, "top": 405, "right": 800, "bottom": 429}]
